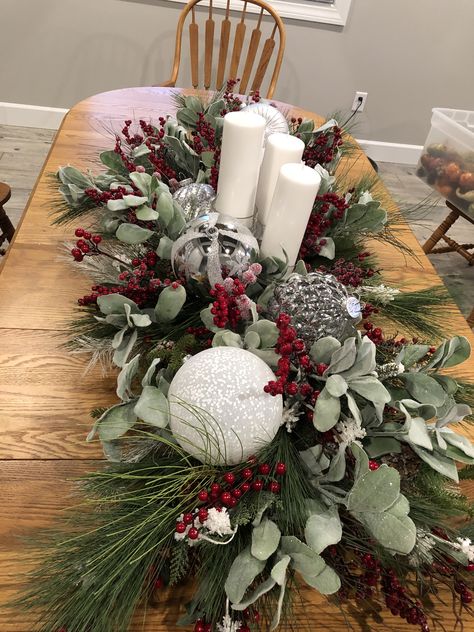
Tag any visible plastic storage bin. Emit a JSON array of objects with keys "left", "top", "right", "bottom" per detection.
[{"left": 417, "top": 108, "right": 474, "bottom": 213}]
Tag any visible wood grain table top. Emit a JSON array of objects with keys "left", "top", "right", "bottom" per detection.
[{"left": 1, "top": 87, "right": 474, "bottom": 631}]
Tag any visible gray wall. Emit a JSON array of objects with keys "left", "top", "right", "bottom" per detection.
[{"left": 0, "top": 0, "right": 472, "bottom": 144}]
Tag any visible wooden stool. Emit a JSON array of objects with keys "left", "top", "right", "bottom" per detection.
[
  {"left": 0, "top": 182, "right": 15, "bottom": 256},
  {"left": 422, "top": 200, "right": 474, "bottom": 265}
]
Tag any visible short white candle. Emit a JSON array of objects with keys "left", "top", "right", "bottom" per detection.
[
  {"left": 214, "top": 111, "right": 266, "bottom": 226},
  {"left": 260, "top": 163, "right": 321, "bottom": 267},
  {"left": 256, "top": 133, "right": 305, "bottom": 226}
]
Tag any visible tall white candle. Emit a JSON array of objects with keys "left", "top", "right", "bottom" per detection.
[
  {"left": 214, "top": 111, "right": 266, "bottom": 226},
  {"left": 256, "top": 133, "right": 305, "bottom": 226},
  {"left": 260, "top": 163, "right": 321, "bottom": 267}
]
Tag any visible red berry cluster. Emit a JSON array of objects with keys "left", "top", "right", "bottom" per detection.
[
  {"left": 192, "top": 113, "right": 217, "bottom": 154},
  {"left": 455, "top": 579, "right": 473, "bottom": 605},
  {"left": 319, "top": 257, "right": 375, "bottom": 288},
  {"left": 84, "top": 186, "right": 129, "bottom": 206},
  {"left": 175, "top": 460, "right": 286, "bottom": 542},
  {"left": 264, "top": 314, "right": 311, "bottom": 396},
  {"left": 355, "top": 552, "right": 382, "bottom": 601},
  {"left": 299, "top": 193, "right": 349, "bottom": 259},
  {"left": 114, "top": 135, "right": 136, "bottom": 172},
  {"left": 121, "top": 119, "right": 145, "bottom": 148},
  {"left": 71, "top": 228, "right": 102, "bottom": 261},
  {"left": 302, "top": 126, "right": 343, "bottom": 168},
  {"left": 363, "top": 321, "right": 384, "bottom": 345},
  {"left": 382, "top": 570, "right": 430, "bottom": 630},
  {"left": 221, "top": 79, "right": 244, "bottom": 113},
  {"left": 209, "top": 279, "right": 247, "bottom": 329}
]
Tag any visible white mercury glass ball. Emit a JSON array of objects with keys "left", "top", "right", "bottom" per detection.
[
  {"left": 168, "top": 347, "right": 283, "bottom": 465},
  {"left": 241, "top": 102, "right": 289, "bottom": 142}
]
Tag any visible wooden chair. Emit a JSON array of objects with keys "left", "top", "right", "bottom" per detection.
[
  {"left": 423, "top": 200, "right": 474, "bottom": 265},
  {"left": 0, "top": 183, "right": 15, "bottom": 256},
  {"left": 162, "top": 0, "right": 286, "bottom": 98}
]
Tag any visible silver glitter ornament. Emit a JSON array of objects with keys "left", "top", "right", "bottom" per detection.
[
  {"left": 171, "top": 212, "right": 259, "bottom": 287},
  {"left": 172, "top": 183, "right": 216, "bottom": 222},
  {"left": 241, "top": 102, "right": 289, "bottom": 142},
  {"left": 265, "top": 271, "right": 362, "bottom": 346},
  {"left": 168, "top": 346, "right": 283, "bottom": 465}
]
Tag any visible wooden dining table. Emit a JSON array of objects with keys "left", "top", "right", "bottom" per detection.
[{"left": 1, "top": 87, "right": 474, "bottom": 631}]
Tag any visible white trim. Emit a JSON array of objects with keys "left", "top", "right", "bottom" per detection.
[
  {"left": 0, "top": 102, "right": 68, "bottom": 130},
  {"left": 164, "top": 0, "right": 352, "bottom": 25},
  {"left": 356, "top": 139, "right": 423, "bottom": 165}
]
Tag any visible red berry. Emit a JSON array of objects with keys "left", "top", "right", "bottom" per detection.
[
  {"left": 210, "top": 483, "right": 221, "bottom": 494},
  {"left": 171, "top": 281, "right": 179, "bottom": 289},
  {"left": 242, "top": 468, "right": 253, "bottom": 479},
  {"left": 154, "top": 576, "right": 164, "bottom": 589},
  {"left": 83, "top": 230, "right": 91, "bottom": 240},
  {"left": 241, "top": 482, "right": 250, "bottom": 493},
  {"left": 183, "top": 513, "right": 194, "bottom": 525},
  {"left": 198, "top": 490, "right": 209, "bottom": 502},
  {"left": 175, "top": 522, "right": 186, "bottom": 534},
  {"left": 194, "top": 621, "right": 205, "bottom": 632},
  {"left": 74, "top": 228, "right": 84, "bottom": 237},
  {"left": 269, "top": 481, "right": 281, "bottom": 493},
  {"left": 224, "top": 472, "right": 236, "bottom": 485},
  {"left": 258, "top": 463, "right": 271, "bottom": 476},
  {"left": 221, "top": 491, "right": 232, "bottom": 505},
  {"left": 316, "top": 363, "right": 328, "bottom": 376},
  {"left": 232, "top": 488, "right": 242, "bottom": 498},
  {"left": 228, "top": 497, "right": 238, "bottom": 508},
  {"left": 369, "top": 460, "right": 380, "bottom": 471},
  {"left": 286, "top": 382, "right": 298, "bottom": 395},
  {"left": 198, "top": 508, "right": 208, "bottom": 522},
  {"left": 92, "top": 234, "right": 102, "bottom": 244},
  {"left": 188, "top": 527, "right": 199, "bottom": 540},
  {"left": 467, "top": 563, "right": 474, "bottom": 572},
  {"left": 240, "top": 626, "right": 251, "bottom": 632},
  {"left": 462, "top": 590, "right": 473, "bottom": 604},
  {"left": 252, "top": 479, "right": 264, "bottom": 491},
  {"left": 275, "top": 462, "right": 287, "bottom": 475},
  {"left": 71, "top": 247, "right": 81, "bottom": 257}
]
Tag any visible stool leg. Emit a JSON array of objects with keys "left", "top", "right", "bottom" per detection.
[
  {"left": 0, "top": 205, "right": 15, "bottom": 243},
  {"left": 422, "top": 209, "right": 459, "bottom": 254},
  {"left": 467, "top": 308, "right": 474, "bottom": 329}
]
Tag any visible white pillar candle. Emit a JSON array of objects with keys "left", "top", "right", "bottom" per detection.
[
  {"left": 260, "top": 163, "right": 321, "bottom": 267},
  {"left": 256, "top": 133, "right": 305, "bottom": 226},
  {"left": 214, "top": 111, "right": 266, "bottom": 226}
]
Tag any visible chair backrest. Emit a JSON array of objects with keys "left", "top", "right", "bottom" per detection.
[{"left": 168, "top": 0, "right": 286, "bottom": 98}]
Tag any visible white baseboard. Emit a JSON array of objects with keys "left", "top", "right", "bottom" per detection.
[
  {"left": 0, "top": 102, "right": 68, "bottom": 130},
  {"left": 356, "top": 139, "right": 423, "bottom": 165}
]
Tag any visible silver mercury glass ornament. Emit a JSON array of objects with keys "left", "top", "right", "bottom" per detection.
[
  {"left": 171, "top": 212, "right": 259, "bottom": 287},
  {"left": 265, "top": 271, "right": 362, "bottom": 346},
  {"left": 172, "top": 183, "right": 216, "bottom": 222},
  {"left": 241, "top": 102, "right": 289, "bottom": 142}
]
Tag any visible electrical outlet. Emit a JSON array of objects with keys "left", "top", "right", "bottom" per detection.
[{"left": 351, "top": 91, "right": 368, "bottom": 112}]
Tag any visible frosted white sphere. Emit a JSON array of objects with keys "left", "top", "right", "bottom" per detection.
[{"left": 168, "top": 347, "right": 283, "bottom": 465}]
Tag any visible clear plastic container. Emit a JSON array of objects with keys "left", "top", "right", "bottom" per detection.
[{"left": 416, "top": 108, "right": 474, "bottom": 213}]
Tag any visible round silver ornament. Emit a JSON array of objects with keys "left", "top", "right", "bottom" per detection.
[
  {"left": 241, "top": 102, "right": 289, "bottom": 142},
  {"left": 265, "top": 271, "right": 362, "bottom": 346},
  {"left": 172, "top": 183, "right": 216, "bottom": 222},
  {"left": 171, "top": 212, "right": 259, "bottom": 287},
  {"left": 168, "top": 346, "right": 283, "bottom": 465}
]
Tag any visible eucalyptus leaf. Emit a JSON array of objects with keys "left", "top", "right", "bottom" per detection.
[
  {"left": 251, "top": 519, "right": 281, "bottom": 561},
  {"left": 396, "top": 344, "right": 430, "bottom": 368},
  {"left": 347, "top": 465, "right": 400, "bottom": 513},
  {"left": 156, "top": 235, "right": 174, "bottom": 259},
  {"left": 212, "top": 330, "right": 243, "bottom": 348},
  {"left": 358, "top": 510, "right": 416, "bottom": 554},
  {"left": 134, "top": 386, "right": 170, "bottom": 427},
  {"left": 141, "top": 358, "right": 161, "bottom": 387},
  {"left": 401, "top": 372, "right": 446, "bottom": 407},
  {"left": 351, "top": 443, "right": 370, "bottom": 479},
  {"left": 244, "top": 330, "right": 261, "bottom": 349},
  {"left": 224, "top": 547, "right": 266, "bottom": 604},
  {"left": 325, "top": 374, "right": 348, "bottom": 398},
  {"left": 327, "top": 337, "right": 357, "bottom": 375},
  {"left": 122, "top": 194, "right": 149, "bottom": 208},
  {"left": 97, "top": 294, "right": 138, "bottom": 315},
  {"left": 155, "top": 284, "right": 186, "bottom": 323},
  {"left": 116, "top": 354, "right": 140, "bottom": 401},
  {"left": 302, "top": 564, "right": 341, "bottom": 595},
  {"left": 113, "top": 329, "right": 138, "bottom": 367},
  {"left": 247, "top": 320, "right": 279, "bottom": 348},
  {"left": 97, "top": 401, "right": 137, "bottom": 441},
  {"left": 365, "top": 436, "right": 402, "bottom": 458},
  {"left": 116, "top": 223, "right": 154, "bottom": 244},
  {"left": 349, "top": 375, "right": 391, "bottom": 406},
  {"left": 313, "top": 388, "right": 341, "bottom": 432},
  {"left": 411, "top": 444, "right": 459, "bottom": 482},
  {"left": 99, "top": 150, "right": 129, "bottom": 175},
  {"left": 135, "top": 205, "right": 159, "bottom": 221},
  {"left": 231, "top": 576, "right": 276, "bottom": 611},
  {"left": 310, "top": 336, "right": 341, "bottom": 364},
  {"left": 407, "top": 416, "right": 433, "bottom": 450},
  {"left": 305, "top": 505, "right": 342, "bottom": 554}
]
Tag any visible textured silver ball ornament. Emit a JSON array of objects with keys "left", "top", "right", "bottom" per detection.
[
  {"left": 171, "top": 212, "right": 259, "bottom": 287},
  {"left": 241, "top": 103, "right": 289, "bottom": 142},
  {"left": 265, "top": 272, "right": 362, "bottom": 346},
  {"left": 172, "top": 183, "right": 216, "bottom": 222},
  {"left": 168, "top": 347, "right": 283, "bottom": 465}
]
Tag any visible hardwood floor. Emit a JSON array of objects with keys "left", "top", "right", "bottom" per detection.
[{"left": 0, "top": 123, "right": 473, "bottom": 318}]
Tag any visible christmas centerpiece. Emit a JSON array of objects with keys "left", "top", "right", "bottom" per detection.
[{"left": 13, "top": 84, "right": 474, "bottom": 632}]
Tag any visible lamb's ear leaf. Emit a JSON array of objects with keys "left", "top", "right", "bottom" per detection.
[{"left": 224, "top": 547, "right": 266, "bottom": 604}]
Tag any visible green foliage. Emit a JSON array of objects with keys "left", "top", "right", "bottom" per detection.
[{"left": 168, "top": 541, "right": 190, "bottom": 586}]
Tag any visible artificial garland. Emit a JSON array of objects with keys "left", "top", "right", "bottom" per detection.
[{"left": 13, "top": 84, "right": 474, "bottom": 632}]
